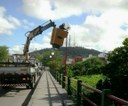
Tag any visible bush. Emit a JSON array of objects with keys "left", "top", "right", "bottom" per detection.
[
  {"left": 82, "top": 57, "right": 105, "bottom": 75},
  {"left": 67, "top": 68, "right": 74, "bottom": 77}
]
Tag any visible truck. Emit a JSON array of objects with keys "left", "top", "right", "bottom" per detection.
[
  {"left": 0, "top": 60, "right": 37, "bottom": 89},
  {"left": 0, "top": 20, "right": 69, "bottom": 89}
]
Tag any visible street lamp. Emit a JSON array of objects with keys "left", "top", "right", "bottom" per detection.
[
  {"left": 64, "top": 37, "right": 68, "bottom": 76},
  {"left": 49, "top": 55, "right": 52, "bottom": 59},
  {"left": 51, "top": 52, "right": 54, "bottom": 56},
  {"left": 50, "top": 52, "right": 55, "bottom": 69}
]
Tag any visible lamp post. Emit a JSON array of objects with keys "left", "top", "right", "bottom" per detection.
[
  {"left": 51, "top": 52, "right": 54, "bottom": 56},
  {"left": 50, "top": 52, "right": 55, "bottom": 69},
  {"left": 64, "top": 37, "right": 68, "bottom": 76}
]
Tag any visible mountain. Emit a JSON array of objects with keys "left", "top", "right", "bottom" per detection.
[
  {"left": 60, "top": 47, "right": 100, "bottom": 58},
  {"left": 32, "top": 46, "right": 100, "bottom": 58}
]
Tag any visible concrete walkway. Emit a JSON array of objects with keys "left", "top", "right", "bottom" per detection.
[{"left": 28, "top": 70, "right": 73, "bottom": 106}]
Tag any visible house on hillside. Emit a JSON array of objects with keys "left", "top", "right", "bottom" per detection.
[
  {"left": 98, "top": 52, "right": 108, "bottom": 64},
  {"left": 66, "top": 56, "right": 83, "bottom": 65}
]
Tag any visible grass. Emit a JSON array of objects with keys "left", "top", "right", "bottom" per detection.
[
  {"left": 74, "top": 74, "right": 107, "bottom": 87},
  {"left": 70, "top": 74, "right": 107, "bottom": 96}
]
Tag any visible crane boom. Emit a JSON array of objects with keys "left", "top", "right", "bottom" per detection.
[{"left": 23, "top": 20, "right": 56, "bottom": 61}]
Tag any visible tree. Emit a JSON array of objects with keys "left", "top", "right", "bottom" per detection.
[
  {"left": 0, "top": 46, "right": 9, "bottom": 62},
  {"left": 36, "top": 50, "right": 51, "bottom": 66},
  {"left": 103, "top": 38, "right": 128, "bottom": 100},
  {"left": 83, "top": 57, "right": 105, "bottom": 75},
  {"left": 36, "top": 50, "right": 63, "bottom": 71},
  {"left": 71, "top": 57, "right": 105, "bottom": 76},
  {"left": 104, "top": 38, "right": 128, "bottom": 77},
  {"left": 72, "top": 61, "right": 83, "bottom": 76}
]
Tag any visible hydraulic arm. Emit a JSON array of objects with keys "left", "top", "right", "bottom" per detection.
[{"left": 23, "top": 20, "right": 56, "bottom": 60}]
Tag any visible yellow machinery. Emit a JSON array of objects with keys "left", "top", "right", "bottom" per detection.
[
  {"left": 50, "top": 28, "right": 68, "bottom": 48},
  {"left": 23, "top": 20, "right": 69, "bottom": 61}
]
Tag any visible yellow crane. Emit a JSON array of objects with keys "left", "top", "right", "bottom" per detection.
[{"left": 23, "top": 20, "right": 69, "bottom": 61}]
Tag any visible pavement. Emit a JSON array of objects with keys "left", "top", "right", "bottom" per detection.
[{"left": 28, "top": 70, "right": 74, "bottom": 106}]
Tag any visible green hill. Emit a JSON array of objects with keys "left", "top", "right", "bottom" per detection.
[
  {"left": 32, "top": 46, "right": 100, "bottom": 58},
  {"left": 60, "top": 47, "right": 100, "bottom": 58}
]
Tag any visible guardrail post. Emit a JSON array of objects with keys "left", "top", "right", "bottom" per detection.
[
  {"left": 59, "top": 73, "right": 61, "bottom": 84},
  {"left": 62, "top": 74, "right": 65, "bottom": 88},
  {"left": 67, "top": 77, "right": 71, "bottom": 95},
  {"left": 61, "top": 74, "right": 63, "bottom": 86},
  {"left": 55, "top": 71, "right": 57, "bottom": 80},
  {"left": 50, "top": 69, "right": 52, "bottom": 75},
  {"left": 57, "top": 72, "right": 59, "bottom": 82},
  {"left": 58, "top": 72, "right": 59, "bottom": 82},
  {"left": 52, "top": 70, "right": 55, "bottom": 78},
  {"left": 77, "top": 80, "right": 82, "bottom": 106},
  {"left": 53, "top": 71, "right": 55, "bottom": 78},
  {"left": 101, "top": 89, "right": 112, "bottom": 106},
  {"left": 60, "top": 74, "right": 62, "bottom": 85}
]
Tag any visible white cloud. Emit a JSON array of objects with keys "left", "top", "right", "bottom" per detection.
[
  {"left": 0, "top": 6, "right": 21, "bottom": 35},
  {"left": 68, "top": 24, "right": 103, "bottom": 49},
  {"left": 29, "top": 33, "right": 53, "bottom": 51},
  {"left": 22, "top": 0, "right": 128, "bottom": 20},
  {"left": 22, "top": 0, "right": 83, "bottom": 20},
  {"left": 67, "top": 8, "right": 128, "bottom": 51},
  {"left": 9, "top": 33, "right": 52, "bottom": 55},
  {"left": 83, "top": 9, "right": 128, "bottom": 51},
  {"left": 22, "top": 19, "right": 35, "bottom": 30},
  {"left": 9, "top": 0, "right": 128, "bottom": 54},
  {"left": 0, "top": 6, "right": 6, "bottom": 17},
  {"left": 9, "top": 45, "right": 23, "bottom": 55},
  {"left": 7, "top": 16, "right": 21, "bottom": 26}
]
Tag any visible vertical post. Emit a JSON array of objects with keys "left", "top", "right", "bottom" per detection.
[
  {"left": 61, "top": 74, "right": 63, "bottom": 85},
  {"left": 62, "top": 74, "right": 65, "bottom": 88},
  {"left": 64, "top": 37, "right": 68, "bottom": 76},
  {"left": 77, "top": 80, "right": 82, "bottom": 106},
  {"left": 55, "top": 71, "right": 57, "bottom": 80},
  {"left": 59, "top": 73, "right": 61, "bottom": 84},
  {"left": 57, "top": 72, "right": 58, "bottom": 82},
  {"left": 101, "top": 89, "right": 112, "bottom": 106},
  {"left": 60, "top": 74, "right": 62, "bottom": 85},
  {"left": 57, "top": 72, "right": 59, "bottom": 82},
  {"left": 53, "top": 70, "right": 55, "bottom": 78},
  {"left": 63, "top": 37, "right": 68, "bottom": 90},
  {"left": 67, "top": 77, "right": 71, "bottom": 95}
]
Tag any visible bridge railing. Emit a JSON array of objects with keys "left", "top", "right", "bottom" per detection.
[{"left": 50, "top": 70, "right": 128, "bottom": 106}]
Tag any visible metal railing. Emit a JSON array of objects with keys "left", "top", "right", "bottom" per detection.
[{"left": 50, "top": 70, "right": 128, "bottom": 106}]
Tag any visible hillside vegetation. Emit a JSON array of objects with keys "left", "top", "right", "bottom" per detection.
[{"left": 32, "top": 46, "right": 100, "bottom": 58}]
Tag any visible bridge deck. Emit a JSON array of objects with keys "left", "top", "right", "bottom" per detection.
[{"left": 28, "top": 70, "right": 73, "bottom": 106}]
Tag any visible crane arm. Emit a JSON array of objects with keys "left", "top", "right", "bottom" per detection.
[{"left": 23, "top": 20, "right": 56, "bottom": 60}]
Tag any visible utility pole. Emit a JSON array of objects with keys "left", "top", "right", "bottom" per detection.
[
  {"left": 73, "top": 33, "right": 76, "bottom": 47},
  {"left": 68, "top": 35, "right": 71, "bottom": 47},
  {"left": 64, "top": 37, "right": 68, "bottom": 76}
]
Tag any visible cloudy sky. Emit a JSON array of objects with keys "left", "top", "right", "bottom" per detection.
[{"left": 0, "top": 0, "right": 128, "bottom": 54}]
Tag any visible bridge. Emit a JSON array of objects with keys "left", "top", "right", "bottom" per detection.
[
  {"left": 28, "top": 69, "right": 74, "bottom": 106},
  {"left": 0, "top": 68, "right": 128, "bottom": 106}
]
